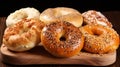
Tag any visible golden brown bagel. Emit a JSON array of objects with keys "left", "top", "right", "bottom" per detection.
[
  {"left": 40, "top": 7, "right": 83, "bottom": 27},
  {"left": 41, "top": 21, "right": 84, "bottom": 57},
  {"left": 3, "top": 18, "right": 45, "bottom": 52},
  {"left": 79, "top": 24, "right": 119, "bottom": 54},
  {"left": 82, "top": 10, "right": 112, "bottom": 27}
]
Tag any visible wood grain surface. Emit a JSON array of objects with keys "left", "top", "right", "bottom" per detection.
[
  {"left": 0, "top": 11, "right": 120, "bottom": 67},
  {"left": 0, "top": 17, "right": 6, "bottom": 45},
  {"left": 0, "top": 44, "right": 116, "bottom": 66}
]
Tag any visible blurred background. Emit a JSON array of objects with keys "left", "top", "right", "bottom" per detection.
[{"left": 0, "top": 0, "right": 120, "bottom": 17}]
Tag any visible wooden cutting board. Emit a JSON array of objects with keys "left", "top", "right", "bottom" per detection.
[
  {"left": 0, "top": 17, "right": 117, "bottom": 66},
  {"left": 0, "top": 44, "right": 116, "bottom": 66}
]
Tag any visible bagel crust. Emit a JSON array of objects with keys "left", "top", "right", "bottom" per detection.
[
  {"left": 82, "top": 10, "right": 112, "bottom": 27},
  {"left": 79, "top": 24, "right": 119, "bottom": 54},
  {"left": 41, "top": 21, "right": 84, "bottom": 57},
  {"left": 40, "top": 7, "right": 83, "bottom": 27},
  {"left": 6, "top": 7, "right": 40, "bottom": 27},
  {"left": 3, "top": 18, "right": 45, "bottom": 52}
]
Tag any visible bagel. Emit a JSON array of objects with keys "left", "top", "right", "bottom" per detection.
[
  {"left": 3, "top": 18, "right": 45, "bottom": 52},
  {"left": 41, "top": 21, "right": 84, "bottom": 57},
  {"left": 40, "top": 7, "right": 83, "bottom": 27},
  {"left": 79, "top": 24, "right": 119, "bottom": 54},
  {"left": 6, "top": 7, "right": 40, "bottom": 27},
  {"left": 82, "top": 10, "right": 112, "bottom": 27}
]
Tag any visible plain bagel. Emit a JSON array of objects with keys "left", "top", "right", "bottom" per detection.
[{"left": 40, "top": 7, "right": 83, "bottom": 27}]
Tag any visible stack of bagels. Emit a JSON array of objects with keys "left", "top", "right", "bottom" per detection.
[{"left": 2, "top": 7, "right": 120, "bottom": 58}]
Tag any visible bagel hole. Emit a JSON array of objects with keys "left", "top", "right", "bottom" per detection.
[
  {"left": 60, "top": 36, "right": 66, "bottom": 41},
  {"left": 82, "top": 22, "right": 87, "bottom": 26},
  {"left": 92, "top": 30, "right": 102, "bottom": 36},
  {"left": 93, "top": 33, "right": 100, "bottom": 36}
]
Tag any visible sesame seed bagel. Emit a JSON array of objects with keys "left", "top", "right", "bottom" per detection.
[
  {"left": 82, "top": 10, "right": 112, "bottom": 27},
  {"left": 79, "top": 24, "right": 119, "bottom": 54},
  {"left": 41, "top": 21, "right": 84, "bottom": 57}
]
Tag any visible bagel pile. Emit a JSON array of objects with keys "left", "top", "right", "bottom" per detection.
[{"left": 2, "top": 7, "right": 120, "bottom": 58}]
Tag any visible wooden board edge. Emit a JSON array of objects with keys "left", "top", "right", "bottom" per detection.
[{"left": 0, "top": 44, "right": 116, "bottom": 66}]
